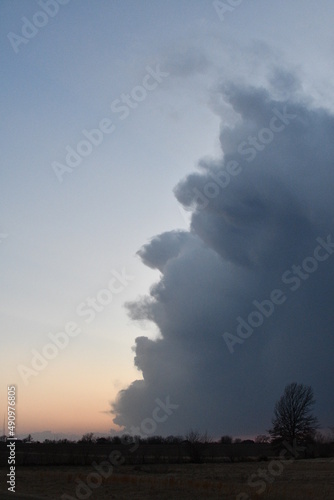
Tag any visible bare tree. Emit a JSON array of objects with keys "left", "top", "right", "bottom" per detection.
[
  {"left": 184, "top": 429, "right": 211, "bottom": 463},
  {"left": 23, "top": 433, "right": 33, "bottom": 443},
  {"left": 269, "top": 382, "right": 319, "bottom": 447},
  {"left": 78, "top": 432, "right": 95, "bottom": 443}
]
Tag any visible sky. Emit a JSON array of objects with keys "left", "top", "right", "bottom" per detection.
[{"left": 1, "top": 0, "right": 334, "bottom": 441}]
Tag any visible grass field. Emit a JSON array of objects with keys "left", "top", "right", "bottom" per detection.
[{"left": 1, "top": 459, "right": 333, "bottom": 499}]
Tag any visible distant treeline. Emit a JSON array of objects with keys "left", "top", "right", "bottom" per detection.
[{"left": 1, "top": 432, "right": 333, "bottom": 466}]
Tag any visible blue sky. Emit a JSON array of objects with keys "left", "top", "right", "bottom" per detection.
[{"left": 1, "top": 0, "right": 334, "bottom": 439}]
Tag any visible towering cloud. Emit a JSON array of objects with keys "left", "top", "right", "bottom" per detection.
[{"left": 111, "top": 73, "right": 334, "bottom": 437}]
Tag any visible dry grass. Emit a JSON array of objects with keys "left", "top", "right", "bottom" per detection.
[{"left": 0, "top": 459, "right": 333, "bottom": 499}]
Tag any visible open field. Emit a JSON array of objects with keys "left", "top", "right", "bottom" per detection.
[{"left": 1, "top": 459, "right": 333, "bottom": 499}]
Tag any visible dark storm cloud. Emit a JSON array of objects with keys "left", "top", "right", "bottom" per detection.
[
  {"left": 136, "top": 230, "right": 191, "bottom": 272},
  {"left": 111, "top": 74, "right": 334, "bottom": 437}
]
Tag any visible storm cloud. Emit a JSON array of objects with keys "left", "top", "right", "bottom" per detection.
[{"left": 111, "top": 73, "right": 334, "bottom": 438}]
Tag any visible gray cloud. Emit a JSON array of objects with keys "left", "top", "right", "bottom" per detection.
[{"left": 111, "top": 72, "right": 334, "bottom": 438}]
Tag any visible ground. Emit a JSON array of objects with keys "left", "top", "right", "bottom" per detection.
[{"left": 1, "top": 459, "right": 333, "bottom": 499}]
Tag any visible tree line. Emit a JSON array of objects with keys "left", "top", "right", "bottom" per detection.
[{"left": 4, "top": 383, "right": 333, "bottom": 455}]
